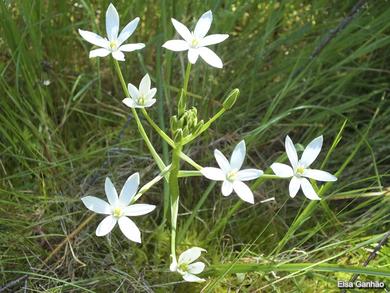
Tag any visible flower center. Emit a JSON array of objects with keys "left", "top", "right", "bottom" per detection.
[
  {"left": 109, "top": 40, "right": 118, "bottom": 50},
  {"left": 178, "top": 263, "right": 189, "bottom": 272},
  {"left": 137, "top": 96, "right": 145, "bottom": 105},
  {"left": 112, "top": 207, "right": 123, "bottom": 218},
  {"left": 190, "top": 38, "right": 199, "bottom": 48},
  {"left": 226, "top": 170, "right": 237, "bottom": 182},
  {"left": 296, "top": 166, "right": 305, "bottom": 175}
]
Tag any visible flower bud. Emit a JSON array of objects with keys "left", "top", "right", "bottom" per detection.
[
  {"left": 170, "top": 115, "right": 178, "bottom": 132},
  {"left": 193, "top": 120, "right": 204, "bottom": 135},
  {"left": 223, "top": 88, "right": 239, "bottom": 110},
  {"left": 174, "top": 129, "right": 183, "bottom": 142},
  {"left": 178, "top": 89, "right": 186, "bottom": 117}
]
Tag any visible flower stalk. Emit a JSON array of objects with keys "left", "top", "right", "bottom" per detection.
[
  {"left": 169, "top": 140, "right": 183, "bottom": 264},
  {"left": 178, "top": 63, "right": 192, "bottom": 116},
  {"left": 113, "top": 60, "right": 166, "bottom": 172}
]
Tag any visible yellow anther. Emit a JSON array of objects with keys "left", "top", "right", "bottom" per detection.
[
  {"left": 113, "top": 207, "right": 122, "bottom": 218},
  {"left": 109, "top": 41, "right": 117, "bottom": 49},
  {"left": 191, "top": 38, "right": 199, "bottom": 47},
  {"left": 179, "top": 263, "right": 189, "bottom": 272},
  {"left": 137, "top": 96, "right": 145, "bottom": 105},
  {"left": 226, "top": 170, "right": 237, "bottom": 182},
  {"left": 296, "top": 167, "right": 305, "bottom": 174}
]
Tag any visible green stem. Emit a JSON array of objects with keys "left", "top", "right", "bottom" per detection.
[
  {"left": 183, "top": 107, "right": 226, "bottom": 144},
  {"left": 131, "top": 164, "right": 172, "bottom": 203},
  {"left": 178, "top": 63, "right": 192, "bottom": 116},
  {"left": 178, "top": 170, "right": 202, "bottom": 177},
  {"left": 207, "top": 263, "right": 390, "bottom": 278},
  {"left": 113, "top": 60, "right": 166, "bottom": 172},
  {"left": 141, "top": 108, "right": 203, "bottom": 170},
  {"left": 183, "top": 62, "right": 192, "bottom": 100},
  {"left": 169, "top": 142, "right": 183, "bottom": 264},
  {"left": 142, "top": 108, "right": 174, "bottom": 146}
]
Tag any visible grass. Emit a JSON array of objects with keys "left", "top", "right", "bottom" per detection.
[{"left": 1, "top": 0, "right": 389, "bottom": 292}]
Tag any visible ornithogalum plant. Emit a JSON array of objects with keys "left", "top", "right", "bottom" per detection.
[{"left": 78, "top": 3, "right": 338, "bottom": 283}]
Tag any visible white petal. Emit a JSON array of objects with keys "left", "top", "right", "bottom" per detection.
[
  {"left": 78, "top": 29, "right": 109, "bottom": 48},
  {"left": 188, "top": 48, "right": 200, "bottom": 64},
  {"left": 201, "top": 167, "right": 225, "bottom": 181},
  {"left": 89, "top": 48, "right": 110, "bottom": 58},
  {"left": 112, "top": 50, "right": 125, "bottom": 61},
  {"left": 118, "top": 217, "right": 141, "bottom": 242},
  {"left": 194, "top": 10, "right": 212, "bottom": 38},
  {"left": 106, "top": 3, "right": 119, "bottom": 41},
  {"left": 289, "top": 177, "right": 301, "bottom": 198},
  {"left": 285, "top": 135, "right": 298, "bottom": 168},
  {"left": 300, "top": 135, "right": 323, "bottom": 167},
  {"left": 200, "top": 34, "right": 229, "bottom": 46},
  {"left": 178, "top": 247, "right": 206, "bottom": 264},
  {"left": 139, "top": 74, "right": 151, "bottom": 94},
  {"left": 119, "top": 173, "right": 140, "bottom": 205},
  {"left": 162, "top": 40, "right": 189, "bottom": 51},
  {"left": 230, "top": 140, "right": 246, "bottom": 170},
  {"left": 270, "top": 163, "right": 293, "bottom": 178},
  {"left": 105, "top": 177, "right": 118, "bottom": 205},
  {"left": 233, "top": 181, "right": 254, "bottom": 204},
  {"left": 123, "top": 204, "right": 156, "bottom": 216},
  {"left": 127, "top": 83, "right": 139, "bottom": 99},
  {"left": 171, "top": 18, "right": 192, "bottom": 42},
  {"left": 119, "top": 43, "right": 145, "bottom": 52},
  {"left": 146, "top": 88, "right": 157, "bottom": 99},
  {"left": 300, "top": 178, "right": 321, "bottom": 200},
  {"left": 122, "top": 98, "right": 136, "bottom": 108},
  {"left": 117, "top": 17, "right": 140, "bottom": 44},
  {"left": 221, "top": 180, "right": 233, "bottom": 196},
  {"left": 96, "top": 215, "right": 117, "bottom": 236},
  {"left": 199, "top": 47, "right": 223, "bottom": 68},
  {"left": 182, "top": 273, "right": 205, "bottom": 283},
  {"left": 237, "top": 169, "right": 263, "bottom": 181},
  {"left": 81, "top": 196, "right": 111, "bottom": 214},
  {"left": 170, "top": 260, "right": 178, "bottom": 272},
  {"left": 303, "top": 169, "right": 337, "bottom": 182},
  {"left": 144, "top": 99, "right": 156, "bottom": 108},
  {"left": 214, "top": 149, "right": 231, "bottom": 172},
  {"left": 187, "top": 262, "right": 205, "bottom": 274}
]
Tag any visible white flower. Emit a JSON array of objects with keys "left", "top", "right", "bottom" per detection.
[
  {"left": 170, "top": 247, "right": 206, "bottom": 283},
  {"left": 270, "top": 135, "right": 337, "bottom": 200},
  {"left": 81, "top": 173, "right": 155, "bottom": 242},
  {"left": 122, "top": 74, "right": 157, "bottom": 108},
  {"left": 78, "top": 3, "right": 145, "bottom": 61},
  {"left": 162, "top": 10, "right": 229, "bottom": 68},
  {"left": 201, "top": 140, "right": 263, "bottom": 204}
]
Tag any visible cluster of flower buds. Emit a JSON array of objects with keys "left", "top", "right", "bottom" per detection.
[{"left": 170, "top": 107, "right": 204, "bottom": 143}]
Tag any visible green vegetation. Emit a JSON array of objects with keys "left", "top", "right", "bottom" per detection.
[{"left": 1, "top": 0, "right": 389, "bottom": 292}]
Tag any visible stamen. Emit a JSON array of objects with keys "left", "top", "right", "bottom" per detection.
[
  {"left": 191, "top": 38, "right": 199, "bottom": 48},
  {"left": 109, "top": 41, "right": 117, "bottom": 50},
  {"left": 178, "top": 263, "right": 189, "bottom": 272},
  {"left": 226, "top": 170, "right": 237, "bottom": 182},
  {"left": 296, "top": 167, "right": 305, "bottom": 175},
  {"left": 113, "top": 207, "right": 122, "bottom": 218},
  {"left": 137, "top": 96, "right": 145, "bottom": 105}
]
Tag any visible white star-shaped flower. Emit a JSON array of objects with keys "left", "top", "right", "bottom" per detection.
[
  {"left": 270, "top": 135, "right": 337, "bottom": 200},
  {"left": 201, "top": 140, "right": 263, "bottom": 204},
  {"left": 162, "top": 10, "right": 229, "bottom": 68},
  {"left": 122, "top": 74, "right": 157, "bottom": 108},
  {"left": 78, "top": 3, "right": 145, "bottom": 61},
  {"left": 81, "top": 173, "right": 155, "bottom": 242},
  {"left": 170, "top": 247, "right": 206, "bottom": 283}
]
